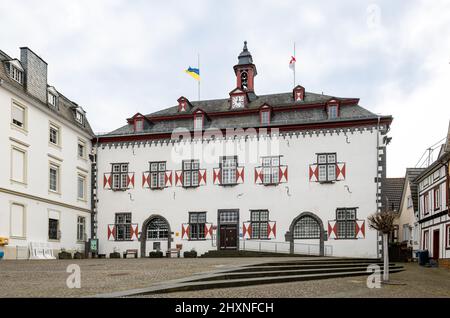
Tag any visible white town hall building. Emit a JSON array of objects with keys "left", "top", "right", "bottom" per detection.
[{"left": 94, "top": 42, "right": 393, "bottom": 259}]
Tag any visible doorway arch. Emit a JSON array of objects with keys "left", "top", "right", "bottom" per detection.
[
  {"left": 140, "top": 215, "right": 171, "bottom": 257},
  {"left": 289, "top": 212, "right": 325, "bottom": 256}
]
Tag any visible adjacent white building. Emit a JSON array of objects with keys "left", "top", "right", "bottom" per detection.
[
  {"left": 0, "top": 47, "right": 94, "bottom": 259},
  {"left": 95, "top": 42, "right": 393, "bottom": 259}
]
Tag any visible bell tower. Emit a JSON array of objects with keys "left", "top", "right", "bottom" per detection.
[{"left": 233, "top": 41, "right": 257, "bottom": 92}]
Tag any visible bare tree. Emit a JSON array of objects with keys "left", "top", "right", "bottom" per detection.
[{"left": 367, "top": 210, "right": 396, "bottom": 282}]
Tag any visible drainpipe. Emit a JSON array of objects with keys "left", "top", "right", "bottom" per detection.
[{"left": 376, "top": 115, "right": 381, "bottom": 258}]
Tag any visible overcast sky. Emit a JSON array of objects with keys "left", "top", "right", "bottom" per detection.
[{"left": 1, "top": 0, "right": 449, "bottom": 177}]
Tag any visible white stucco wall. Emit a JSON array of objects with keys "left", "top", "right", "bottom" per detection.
[
  {"left": 0, "top": 86, "right": 92, "bottom": 259},
  {"left": 96, "top": 127, "right": 382, "bottom": 259}
]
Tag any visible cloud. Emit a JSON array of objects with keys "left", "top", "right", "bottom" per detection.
[{"left": 0, "top": 0, "right": 448, "bottom": 176}]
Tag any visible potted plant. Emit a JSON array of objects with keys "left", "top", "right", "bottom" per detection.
[
  {"left": 58, "top": 248, "right": 72, "bottom": 259},
  {"left": 109, "top": 247, "right": 120, "bottom": 259},
  {"left": 183, "top": 248, "right": 197, "bottom": 258},
  {"left": 149, "top": 251, "right": 164, "bottom": 258}
]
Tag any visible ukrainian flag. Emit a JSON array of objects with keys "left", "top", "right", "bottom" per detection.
[{"left": 185, "top": 67, "right": 200, "bottom": 81}]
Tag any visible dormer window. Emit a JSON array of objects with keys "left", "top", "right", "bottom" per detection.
[
  {"left": 48, "top": 92, "right": 57, "bottom": 107},
  {"left": 134, "top": 118, "right": 144, "bottom": 132},
  {"left": 75, "top": 110, "right": 84, "bottom": 124},
  {"left": 260, "top": 104, "right": 272, "bottom": 125},
  {"left": 293, "top": 85, "right": 305, "bottom": 102},
  {"left": 10, "top": 66, "right": 23, "bottom": 84},
  {"left": 328, "top": 105, "right": 338, "bottom": 119},
  {"left": 194, "top": 112, "right": 204, "bottom": 131},
  {"left": 178, "top": 96, "right": 192, "bottom": 112}
]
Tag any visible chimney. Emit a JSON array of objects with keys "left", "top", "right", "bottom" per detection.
[{"left": 20, "top": 47, "right": 48, "bottom": 103}]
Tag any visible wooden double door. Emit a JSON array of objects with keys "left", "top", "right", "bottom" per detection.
[{"left": 218, "top": 210, "right": 239, "bottom": 250}]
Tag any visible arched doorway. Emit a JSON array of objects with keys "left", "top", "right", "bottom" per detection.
[
  {"left": 140, "top": 215, "right": 171, "bottom": 257},
  {"left": 289, "top": 212, "right": 325, "bottom": 256}
]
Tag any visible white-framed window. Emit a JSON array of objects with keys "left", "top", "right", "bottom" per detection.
[
  {"left": 150, "top": 161, "right": 166, "bottom": 189},
  {"left": 10, "top": 202, "right": 26, "bottom": 238},
  {"left": 260, "top": 110, "right": 270, "bottom": 125},
  {"left": 221, "top": 156, "right": 237, "bottom": 185},
  {"left": 262, "top": 156, "right": 280, "bottom": 184},
  {"left": 11, "top": 145, "right": 27, "bottom": 184},
  {"left": 78, "top": 139, "right": 86, "bottom": 159},
  {"left": 135, "top": 119, "right": 144, "bottom": 132},
  {"left": 77, "top": 216, "right": 86, "bottom": 242},
  {"left": 75, "top": 110, "right": 84, "bottom": 124},
  {"left": 446, "top": 224, "right": 450, "bottom": 249},
  {"left": 115, "top": 213, "right": 132, "bottom": 241},
  {"left": 250, "top": 210, "right": 269, "bottom": 239},
  {"left": 77, "top": 174, "right": 86, "bottom": 200},
  {"left": 194, "top": 115, "right": 203, "bottom": 131},
  {"left": 433, "top": 170, "right": 440, "bottom": 180},
  {"left": 49, "top": 123, "right": 61, "bottom": 146},
  {"left": 146, "top": 217, "right": 169, "bottom": 240},
  {"left": 11, "top": 102, "right": 26, "bottom": 129},
  {"left": 10, "top": 65, "right": 23, "bottom": 84},
  {"left": 423, "top": 230, "right": 429, "bottom": 250},
  {"left": 407, "top": 195, "right": 413, "bottom": 208},
  {"left": 183, "top": 159, "right": 199, "bottom": 187},
  {"left": 48, "top": 92, "right": 57, "bottom": 107},
  {"left": 434, "top": 187, "right": 440, "bottom": 210},
  {"left": 424, "top": 192, "right": 430, "bottom": 215},
  {"left": 328, "top": 105, "right": 338, "bottom": 119},
  {"left": 111, "top": 163, "right": 129, "bottom": 190},
  {"left": 49, "top": 163, "right": 60, "bottom": 193},
  {"left": 317, "top": 153, "right": 336, "bottom": 182},
  {"left": 336, "top": 208, "right": 357, "bottom": 239},
  {"left": 402, "top": 224, "right": 411, "bottom": 242}
]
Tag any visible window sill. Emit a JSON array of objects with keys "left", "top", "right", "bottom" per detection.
[
  {"left": 182, "top": 185, "right": 200, "bottom": 189},
  {"left": 10, "top": 123, "right": 28, "bottom": 135},
  {"left": 9, "top": 236, "right": 27, "bottom": 240},
  {"left": 10, "top": 179, "right": 27, "bottom": 187},
  {"left": 319, "top": 180, "right": 336, "bottom": 184},
  {"left": 48, "top": 190, "right": 61, "bottom": 196},
  {"left": 220, "top": 183, "right": 239, "bottom": 187},
  {"left": 188, "top": 239, "right": 206, "bottom": 241},
  {"left": 77, "top": 198, "right": 88, "bottom": 203},
  {"left": 77, "top": 156, "right": 88, "bottom": 162},
  {"left": 48, "top": 239, "right": 60, "bottom": 242},
  {"left": 263, "top": 182, "right": 280, "bottom": 186},
  {"left": 48, "top": 142, "right": 62, "bottom": 150}
]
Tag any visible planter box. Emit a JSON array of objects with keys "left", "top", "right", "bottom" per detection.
[
  {"left": 109, "top": 252, "right": 121, "bottom": 259},
  {"left": 184, "top": 251, "right": 197, "bottom": 258},
  {"left": 149, "top": 251, "right": 164, "bottom": 258},
  {"left": 58, "top": 251, "right": 72, "bottom": 259},
  {"left": 74, "top": 252, "right": 85, "bottom": 259}
]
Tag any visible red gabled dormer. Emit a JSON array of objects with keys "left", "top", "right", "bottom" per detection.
[
  {"left": 326, "top": 98, "right": 340, "bottom": 119},
  {"left": 259, "top": 103, "right": 272, "bottom": 125},
  {"left": 178, "top": 96, "right": 192, "bottom": 112},
  {"left": 293, "top": 85, "right": 305, "bottom": 102},
  {"left": 127, "top": 113, "right": 150, "bottom": 132}
]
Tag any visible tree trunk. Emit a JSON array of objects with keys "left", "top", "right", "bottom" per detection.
[{"left": 383, "top": 233, "right": 389, "bottom": 282}]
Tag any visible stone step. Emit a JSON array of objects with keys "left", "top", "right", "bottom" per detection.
[
  {"left": 191, "top": 265, "right": 403, "bottom": 282},
  {"left": 229, "top": 262, "right": 396, "bottom": 272},
  {"left": 250, "top": 258, "right": 384, "bottom": 266},
  {"left": 110, "top": 268, "right": 405, "bottom": 296}
]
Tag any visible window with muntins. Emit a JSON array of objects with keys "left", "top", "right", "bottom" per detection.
[
  {"left": 424, "top": 192, "right": 430, "bottom": 215},
  {"left": 194, "top": 115, "right": 203, "bottom": 131},
  {"left": 77, "top": 175, "right": 86, "bottom": 200},
  {"left": 183, "top": 160, "right": 199, "bottom": 187},
  {"left": 293, "top": 216, "right": 321, "bottom": 239},
  {"left": 250, "top": 210, "right": 269, "bottom": 239},
  {"left": 328, "top": 105, "right": 338, "bottom": 119},
  {"left": 150, "top": 162, "right": 166, "bottom": 189},
  {"left": 336, "top": 208, "right": 356, "bottom": 239},
  {"left": 10, "top": 66, "right": 23, "bottom": 84},
  {"left": 189, "top": 212, "right": 206, "bottom": 240},
  {"left": 317, "top": 153, "right": 336, "bottom": 182},
  {"left": 260, "top": 110, "right": 270, "bottom": 125},
  {"left": 48, "top": 218, "right": 59, "bottom": 240},
  {"left": 262, "top": 156, "right": 280, "bottom": 184},
  {"left": 221, "top": 156, "right": 237, "bottom": 185},
  {"left": 115, "top": 213, "right": 131, "bottom": 241},
  {"left": 77, "top": 216, "right": 86, "bottom": 241},
  {"left": 112, "top": 163, "right": 129, "bottom": 190},
  {"left": 49, "top": 164, "right": 59, "bottom": 192},
  {"left": 49, "top": 125, "right": 59, "bottom": 145},
  {"left": 147, "top": 218, "right": 169, "bottom": 240},
  {"left": 434, "top": 187, "right": 440, "bottom": 210}
]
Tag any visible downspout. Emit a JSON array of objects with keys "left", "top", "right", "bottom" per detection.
[{"left": 376, "top": 115, "right": 381, "bottom": 258}]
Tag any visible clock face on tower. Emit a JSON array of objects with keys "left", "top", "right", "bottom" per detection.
[{"left": 231, "top": 95, "right": 245, "bottom": 109}]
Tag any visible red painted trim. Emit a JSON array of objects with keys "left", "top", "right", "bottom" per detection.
[{"left": 95, "top": 117, "right": 392, "bottom": 144}]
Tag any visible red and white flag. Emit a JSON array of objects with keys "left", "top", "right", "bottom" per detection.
[{"left": 289, "top": 56, "right": 296, "bottom": 71}]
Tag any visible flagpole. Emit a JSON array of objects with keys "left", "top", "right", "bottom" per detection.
[
  {"left": 198, "top": 53, "right": 201, "bottom": 101},
  {"left": 293, "top": 42, "right": 296, "bottom": 87}
]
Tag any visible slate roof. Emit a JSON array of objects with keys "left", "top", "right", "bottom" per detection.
[
  {"left": 404, "top": 168, "right": 426, "bottom": 213},
  {"left": 105, "top": 92, "right": 385, "bottom": 137},
  {"left": 0, "top": 49, "right": 94, "bottom": 136},
  {"left": 381, "top": 178, "right": 405, "bottom": 212}
]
